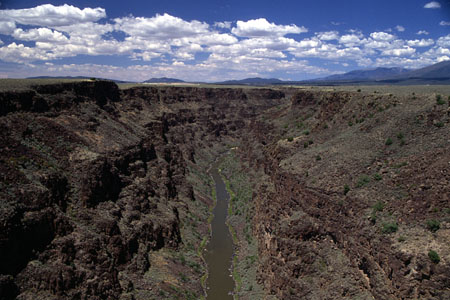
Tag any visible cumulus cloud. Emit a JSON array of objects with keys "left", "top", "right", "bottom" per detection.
[
  {"left": 370, "top": 32, "right": 395, "bottom": 41},
  {"left": 214, "top": 21, "right": 232, "bottom": 29},
  {"left": 115, "top": 13, "right": 210, "bottom": 39},
  {"left": 382, "top": 46, "right": 416, "bottom": 56},
  {"left": 406, "top": 39, "right": 434, "bottom": 47},
  {"left": 0, "top": 3, "right": 449, "bottom": 81},
  {"left": 440, "top": 21, "right": 450, "bottom": 26},
  {"left": 231, "top": 18, "right": 307, "bottom": 37},
  {"left": 12, "top": 28, "right": 69, "bottom": 43},
  {"left": 0, "top": 21, "right": 16, "bottom": 35},
  {"left": 395, "top": 25, "right": 405, "bottom": 32},
  {"left": 316, "top": 31, "right": 339, "bottom": 41},
  {"left": 339, "top": 34, "right": 363, "bottom": 45},
  {"left": 417, "top": 30, "right": 429, "bottom": 35},
  {"left": 424, "top": 1, "right": 441, "bottom": 8},
  {"left": 0, "top": 4, "right": 106, "bottom": 27}
]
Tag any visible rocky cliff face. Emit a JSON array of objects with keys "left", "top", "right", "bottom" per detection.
[
  {"left": 1, "top": 81, "right": 448, "bottom": 300},
  {"left": 0, "top": 80, "right": 284, "bottom": 299},
  {"left": 238, "top": 89, "right": 449, "bottom": 299}
]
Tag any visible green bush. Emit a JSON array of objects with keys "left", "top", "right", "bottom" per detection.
[
  {"left": 385, "top": 138, "right": 393, "bottom": 146},
  {"left": 343, "top": 184, "right": 350, "bottom": 195},
  {"left": 398, "top": 236, "right": 406, "bottom": 242},
  {"left": 434, "top": 122, "right": 444, "bottom": 128},
  {"left": 372, "top": 201, "right": 385, "bottom": 212},
  {"left": 373, "top": 173, "right": 382, "bottom": 181},
  {"left": 396, "top": 132, "right": 404, "bottom": 139},
  {"left": 428, "top": 250, "right": 440, "bottom": 263},
  {"left": 287, "top": 137, "right": 293, "bottom": 142},
  {"left": 356, "top": 175, "right": 370, "bottom": 187},
  {"left": 381, "top": 222, "right": 398, "bottom": 234},
  {"left": 436, "top": 94, "right": 445, "bottom": 105},
  {"left": 303, "top": 130, "right": 310, "bottom": 135},
  {"left": 316, "top": 155, "right": 322, "bottom": 161},
  {"left": 426, "top": 219, "right": 440, "bottom": 232}
]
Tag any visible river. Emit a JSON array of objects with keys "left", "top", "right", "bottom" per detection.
[{"left": 204, "top": 160, "right": 234, "bottom": 299}]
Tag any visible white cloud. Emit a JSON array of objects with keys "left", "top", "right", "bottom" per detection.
[
  {"left": 0, "top": 4, "right": 105, "bottom": 27},
  {"left": 12, "top": 28, "right": 69, "bottom": 43},
  {"left": 406, "top": 39, "right": 434, "bottom": 47},
  {"left": 115, "top": 14, "right": 210, "bottom": 39},
  {"left": 424, "top": 1, "right": 441, "bottom": 8},
  {"left": 0, "top": 21, "right": 16, "bottom": 35},
  {"left": 231, "top": 18, "right": 307, "bottom": 37},
  {"left": 214, "top": 21, "right": 232, "bottom": 29},
  {"left": 316, "top": 31, "right": 339, "bottom": 41},
  {"left": 339, "top": 34, "right": 363, "bottom": 45},
  {"left": 395, "top": 25, "right": 405, "bottom": 32},
  {"left": 370, "top": 32, "right": 395, "bottom": 41},
  {"left": 440, "top": 21, "right": 450, "bottom": 26},
  {"left": 436, "top": 34, "right": 450, "bottom": 47},
  {"left": 417, "top": 30, "right": 429, "bottom": 35},
  {"left": 382, "top": 46, "right": 416, "bottom": 56}
]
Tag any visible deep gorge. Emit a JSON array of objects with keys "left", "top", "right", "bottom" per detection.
[{"left": 0, "top": 81, "right": 449, "bottom": 300}]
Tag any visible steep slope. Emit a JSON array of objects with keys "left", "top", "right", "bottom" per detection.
[
  {"left": 234, "top": 89, "right": 450, "bottom": 299},
  {"left": 1, "top": 81, "right": 449, "bottom": 300},
  {"left": 0, "top": 81, "right": 285, "bottom": 299}
]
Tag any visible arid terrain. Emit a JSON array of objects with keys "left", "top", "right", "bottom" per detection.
[{"left": 0, "top": 80, "right": 449, "bottom": 300}]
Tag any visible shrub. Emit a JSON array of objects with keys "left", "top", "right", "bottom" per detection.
[
  {"left": 357, "top": 89, "right": 361, "bottom": 92},
  {"left": 348, "top": 121, "right": 353, "bottom": 126},
  {"left": 344, "top": 184, "right": 350, "bottom": 195},
  {"left": 385, "top": 138, "right": 393, "bottom": 146},
  {"left": 396, "top": 132, "right": 404, "bottom": 139},
  {"left": 382, "top": 222, "right": 398, "bottom": 234},
  {"left": 287, "top": 137, "right": 293, "bottom": 142},
  {"left": 428, "top": 250, "right": 440, "bottom": 263},
  {"left": 436, "top": 94, "right": 445, "bottom": 105},
  {"left": 426, "top": 219, "right": 440, "bottom": 232},
  {"left": 316, "top": 155, "right": 322, "bottom": 161},
  {"left": 303, "top": 130, "right": 310, "bottom": 135},
  {"left": 372, "top": 201, "right": 385, "bottom": 212},
  {"left": 373, "top": 173, "right": 382, "bottom": 181},
  {"left": 304, "top": 142, "right": 309, "bottom": 148},
  {"left": 434, "top": 122, "right": 444, "bottom": 128},
  {"left": 356, "top": 175, "right": 370, "bottom": 187},
  {"left": 398, "top": 236, "right": 406, "bottom": 242}
]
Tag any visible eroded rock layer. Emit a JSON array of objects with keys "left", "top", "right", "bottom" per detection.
[{"left": 1, "top": 81, "right": 449, "bottom": 300}]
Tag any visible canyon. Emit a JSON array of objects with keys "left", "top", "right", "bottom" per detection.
[{"left": 0, "top": 80, "right": 449, "bottom": 300}]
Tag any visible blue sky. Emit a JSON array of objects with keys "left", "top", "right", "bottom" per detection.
[{"left": 0, "top": 0, "right": 449, "bottom": 81}]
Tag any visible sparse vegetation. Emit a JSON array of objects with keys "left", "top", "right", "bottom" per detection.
[
  {"left": 343, "top": 184, "right": 350, "bottom": 195},
  {"left": 398, "top": 236, "right": 406, "bottom": 242},
  {"left": 428, "top": 250, "right": 440, "bottom": 264},
  {"left": 356, "top": 175, "right": 370, "bottom": 187},
  {"left": 287, "top": 136, "right": 294, "bottom": 142},
  {"left": 373, "top": 173, "right": 382, "bottom": 181},
  {"left": 381, "top": 222, "right": 398, "bottom": 234},
  {"left": 436, "top": 94, "right": 445, "bottom": 105},
  {"left": 385, "top": 138, "right": 393, "bottom": 146},
  {"left": 426, "top": 219, "right": 440, "bottom": 232}
]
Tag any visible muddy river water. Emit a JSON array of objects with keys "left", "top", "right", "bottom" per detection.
[{"left": 204, "top": 161, "right": 234, "bottom": 299}]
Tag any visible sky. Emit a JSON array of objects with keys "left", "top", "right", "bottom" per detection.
[{"left": 0, "top": 0, "right": 449, "bottom": 82}]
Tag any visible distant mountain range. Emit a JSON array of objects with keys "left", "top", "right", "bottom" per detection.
[
  {"left": 215, "top": 77, "right": 284, "bottom": 85},
  {"left": 211, "top": 61, "right": 450, "bottom": 85},
  {"left": 26, "top": 61, "right": 450, "bottom": 86},
  {"left": 142, "top": 77, "right": 185, "bottom": 83},
  {"left": 26, "top": 76, "right": 131, "bottom": 84},
  {"left": 317, "top": 67, "right": 410, "bottom": 81}
]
